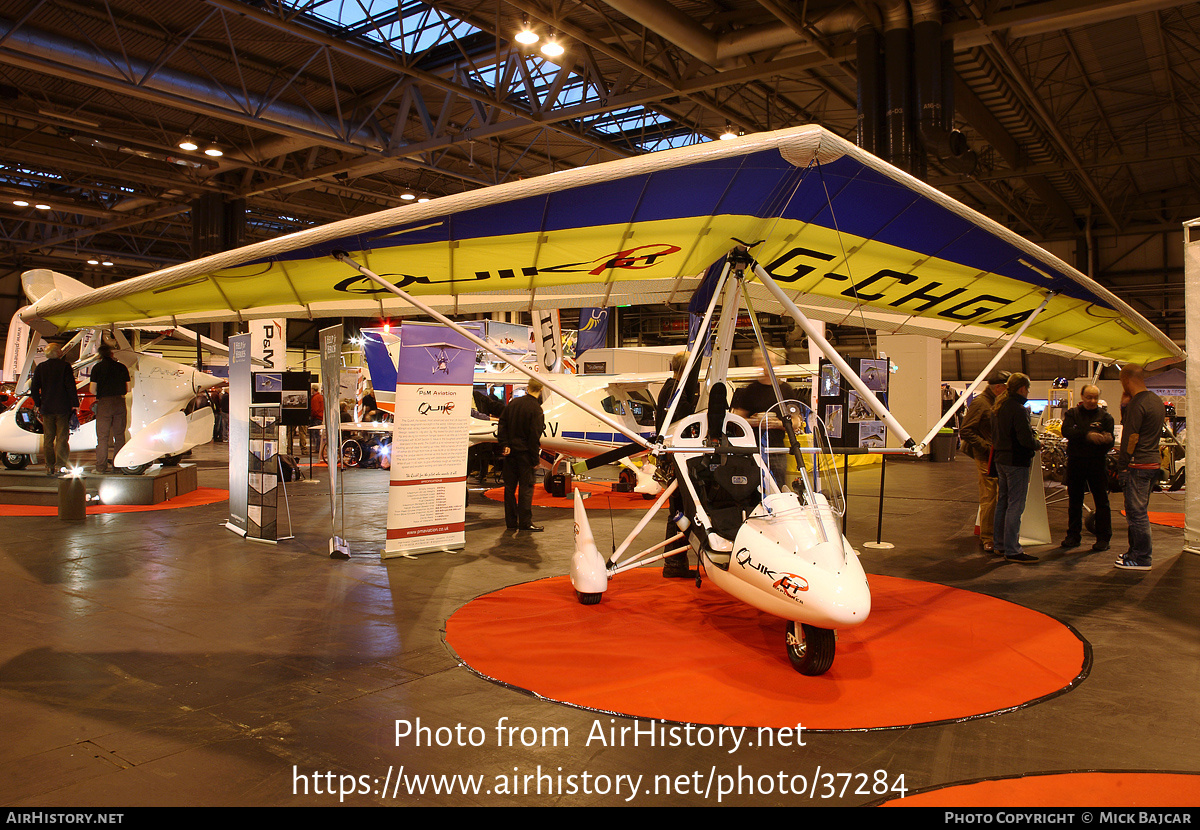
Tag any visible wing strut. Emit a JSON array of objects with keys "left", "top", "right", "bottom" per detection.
[
  {"left": 912, "top": 291, "right": 1056, "bottom": 452},
  {"left": 751, "top": 260, "right": 916, "bottom": 450},
  {"left": 330, "top": 251, "right": 653, "bottom": 451}
]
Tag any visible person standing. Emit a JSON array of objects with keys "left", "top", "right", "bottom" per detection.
[
  {"left": 498, "top": 378, "right": 545, "bottom": 532},
  {"left": 1115, "top": 365, "right": 1165, "bottom": 571},
  {"left": 992, "top": 372, "right": 1040, "bottom": 564},
  {"left": 89, "top": 344, "right": 130, "bottom": 473},
  {"left": 1060, "top": 384, "right": 1114, "bottom": 552},
  {"left": 730, "top": 350, "right": 799, "bottom": 488},
  {"left": 309, "top": 384, "right": 325, "bottom": 460},
  {"left": 656, "top": 350, "right": 701, "bottom": 578},
  {"left": 31, "top": 343, "right": 79, "bottom": 477},
  {"left": 959, "top": 370, "right": 1008, "bottom": 553}
]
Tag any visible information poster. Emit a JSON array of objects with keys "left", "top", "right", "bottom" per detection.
[
  {"left": 247, "top": 404, "right": 281, "bottom": 540},
  {"left": 384, "top": 325, "right": 475, "bottom": 557}
]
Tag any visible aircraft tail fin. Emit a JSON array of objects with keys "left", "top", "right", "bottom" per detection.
[{"left": 21, "top": 269, "right": 93, "bottom": 304}]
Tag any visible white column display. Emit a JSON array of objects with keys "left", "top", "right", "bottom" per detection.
[{"left": 1184, "top": 218, "right": 1200, "bottom": 554}]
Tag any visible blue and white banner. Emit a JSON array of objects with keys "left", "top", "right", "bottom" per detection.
[{"left": 576, "top": 308, "right": 608, "bottom": 355}]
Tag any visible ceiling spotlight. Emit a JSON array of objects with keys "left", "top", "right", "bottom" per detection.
[
  {"left": 35, "top": 203, "right": 52, "bottom": 210},
  {"left": 102, "top": 261, "right": 113, "bottom": 267},
  {"left": 515, "top": 16, "right": 539, "bottom": 45},
  {"left": 540, "top": 30, "right": 564, "bottom": 58},
  {"left": 87, "top": 259, "right": 99, "bottom": 265},
  {"left": 417, "top": 197, "right": 430, "bottom": 203},
  {"left": 12, "top": 199, "right": 28, "bottom": 207},
  {"left": 400, "top": 192, "right": 416, "bottom": 201},
  {"left": 203, "top": 140, "right": 224, "bottom": 157},
  {"left": 720, "top": 122, "right": 737, "bottom": 140},
  {"left": 178, "top": 135, "right": 199, "bottom": 151}
]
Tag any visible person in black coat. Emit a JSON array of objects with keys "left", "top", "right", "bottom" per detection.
[
  {"left": 991, "top": 372, "right": 1040, "bottom": 563},
  {"left": 31, "top": 343, "right": 79, "bottom": 476},
  {"left": 89, "top": 343, "right": 130, "bottom": 473},
  {"left": 1060, "top": 385, "right": 1114, "bottom": 551},
  {"left": 498, "top": 378, "right": 545, "bottom": 532}
]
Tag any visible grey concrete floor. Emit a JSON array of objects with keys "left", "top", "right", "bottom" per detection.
[{"left": 0, "top": 443, "right": 1196, "bottom": 807}]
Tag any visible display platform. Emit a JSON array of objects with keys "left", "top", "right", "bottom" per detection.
[
  {"left": 0, "top": 485, "right": 227, "bottom": 516},
  {"left": 879, "top": 771, "right": 1200, "bottom": 807},
  {"left": 446, "top": 569, "right": 1088, "bottom": 731},
  {"left": 0, "top": 463, "right": 202, "bottom": 508}
]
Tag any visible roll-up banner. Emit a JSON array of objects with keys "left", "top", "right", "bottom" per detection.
[
  {"left": 383, "top": 324, "right": 474, "bottom": 558},
  {"left": 320, "top": 325, "right": 348, "bottom": 557},
  {"left": 224, "top": 333, "right": 251, "bottom": 537}
]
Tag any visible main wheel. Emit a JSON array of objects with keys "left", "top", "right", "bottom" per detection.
[
  {"left": 340, "top": 438, "right": 364, "bottom": 468},
  {"left": 2, "top": 452, "right": 30, "bottom": 470},
  {"left": 576, "top": 591, "right": 602, "bottom": 605},
  {"left": 122, "top": 462, "right": 152, "bottom": 475},
  {"left": 786, "top": 621, "right": 836, "bottom": 676}
]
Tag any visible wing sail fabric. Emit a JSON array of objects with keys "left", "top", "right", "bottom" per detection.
[{"left": 22, "top": 125, "right": 1179, "bottom": 367}]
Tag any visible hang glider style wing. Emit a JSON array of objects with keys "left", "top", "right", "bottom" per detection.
[{"left": 21, "top": 125, "right": 1181, "bottom": 368}]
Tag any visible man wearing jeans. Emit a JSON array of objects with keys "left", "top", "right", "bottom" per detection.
[
  {"left": 992, "top": 373, "right": 1040, "bottom": 563},
  {"left": 1115, "top": 365, "right": 1164, "bottom": 571}
]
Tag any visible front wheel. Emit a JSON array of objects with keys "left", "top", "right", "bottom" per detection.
[
  {"left": 340, "top": 438, "right": 364, "bottom": 468},
  {"left": 2, "top": 452, "right": 30, "bottom": 470},
  {"left": 786, "top": 621, "right": 836, "bottom": 676}
]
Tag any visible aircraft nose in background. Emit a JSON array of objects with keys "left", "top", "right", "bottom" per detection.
[{"left": 191, "top": 369, "right": 223, "bottom": 394}]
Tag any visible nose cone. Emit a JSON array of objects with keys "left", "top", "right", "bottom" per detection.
[{"left": 191, "top": 369, "right": 223, "bottom": 394}]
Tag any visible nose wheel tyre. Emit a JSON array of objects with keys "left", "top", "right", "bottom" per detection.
[
  {"left": 786, "top": 621, "right": 836, "bottom": 676},
  {"left": 2, "top": 453, "right": 30, "bottom": 470}
]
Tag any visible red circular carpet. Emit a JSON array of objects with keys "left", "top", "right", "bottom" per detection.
[
  {"left": 446, "top": 570, "right": 1087, "bottom": 731},
  {"left": 483, "top": 480, "right": 658, "bottom": 510},
  {"left": 881, "top": 771, "right": 1200, "bottom": 806}
]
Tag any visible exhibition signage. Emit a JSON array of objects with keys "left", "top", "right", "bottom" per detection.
[
  {"left": 3, "top": 313, "right": 31, "bottom": 383},
  {"left": 535, "top": 309, "right": 563, "bottom": 373},
  {"left": 225, "top": 333, "right": 251, "bottom": 537},
  {"left": 576, "top": 308, "right": 608, "bottom": 355},
  {"left": 384, "top": 324, "right": 473, "bottom": 558},
  {"left": 320, "top": 324, "right": 347, "bottom": 557}
]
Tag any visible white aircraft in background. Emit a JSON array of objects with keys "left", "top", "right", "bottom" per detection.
[
  {"left": 1, "top": 270, "right": 225, "bottom": 473},
  {"left": 357, "top": 326, "right": 813, "bottom": 493}
]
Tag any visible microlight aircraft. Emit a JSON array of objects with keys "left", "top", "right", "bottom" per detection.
[
  {"left": 14, "top": 125, "right": 1181, "bottom": 675},
  {"left": 2, "top": 270, "right": 224, "bottom": 473}
]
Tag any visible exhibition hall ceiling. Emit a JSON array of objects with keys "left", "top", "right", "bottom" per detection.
[{"left": 0, "top": 0, "right": 1196, "bottom": 341}]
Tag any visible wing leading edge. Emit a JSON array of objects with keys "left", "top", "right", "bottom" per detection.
[{"left": 21, "top": 125, "right": 1180, "bottom": 367}]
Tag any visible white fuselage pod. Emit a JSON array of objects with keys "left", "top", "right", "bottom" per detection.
[
  {"left": 701, "top": 492, "right": 871, "bottom": 630},
  {"left": 0, "top": 403, "right": 98, "bottom": 455}
]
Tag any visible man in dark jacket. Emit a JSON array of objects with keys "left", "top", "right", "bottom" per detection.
[
  {"left": 959, "top": 370, "right": 1008, "bottom": 553},
  {"left": 992, "top": 372, "right": 1040, "bottom": 563},
  {"left": 498, "top": 378, "right": 545, "bottom": 532},
  {"left": 31, "top": 343, "right": 79, "bottom": 476},
  {"left": 89, "top": 343, "right": 131, "bottom": 473},
  {"left": 1060, "top": 384, "right": 1114, "bottom": 551}
]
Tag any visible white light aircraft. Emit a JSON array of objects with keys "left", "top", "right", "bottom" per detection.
[
  {"left": 357, "top": 326, "right": 813, "bottom": 493},
  {"left": 1, "top": 270, "right": 225, "bottom": 473},
  {"left": 12, "top": 125, "right": 1181, "bottom": 675}
]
